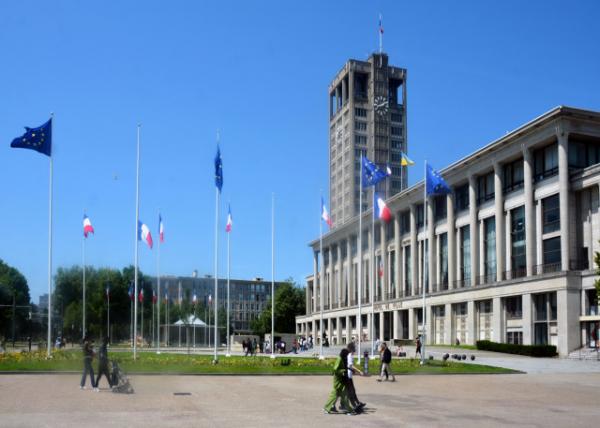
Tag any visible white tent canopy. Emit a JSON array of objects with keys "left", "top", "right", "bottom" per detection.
[{"left": 173, "top": 315, "right": 207, "bottom": 326}]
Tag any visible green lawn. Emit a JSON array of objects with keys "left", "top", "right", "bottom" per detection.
[{"left": 0, "top": 350, "right": 516, "bottom": 375}]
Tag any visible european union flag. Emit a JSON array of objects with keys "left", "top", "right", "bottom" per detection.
[
  {"left": 426, "top": 163, "right": 452, "bottom": 196},
  {"left": 362, "top": 155, "right": 388, "bottom": 187},
  {"left": 215, "top": 145, "right": 223, "bottom": 192},
  {"left": 10, "top": 118, "right": 52, "bottom": 157}
]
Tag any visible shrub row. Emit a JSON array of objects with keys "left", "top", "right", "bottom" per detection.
[{"left": 476, "top": 340, "right": 557, "bottom": 357}]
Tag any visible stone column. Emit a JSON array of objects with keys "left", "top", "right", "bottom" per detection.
[
  {"left": 447, "top": 193, "right": 456, "bottom": 289},
  {"left": 312, "top": 319, "right": 317, "bottom": 342},
  {"left": 494, "top": 162, "right": 505, "bottom": 281},
  {"left": 337, "top": 244, "right": 342, "bottom": 309},
  {"left": 536, "top": 201, "right": 543, "bottom": 266},
  {"left": 522, "top": 293, "right": 532, "bottom": 345},
  {"left": 505, "top": 210, "right": 512, "bottom": 273},
  {"left": 456, "top": 226, "right": 462, "bottom": 283},
  {"left": 313, "top": 251, "right": 319, "bottom": 313},
  {"left": 337, "top": 316, "right": 343, "bottom": 345},
  {"left": 557, "top": 288, "right": 580, "bottom": 356},
  {"left": 523, "top": 147, "right": 535, "bottom": 276},
  {"left": 408, "top": 308, "right": 415, "bottom": 340},
  {"left": 379, "top": 312, "right": 385, "bottom": 341},
  {"left": 445, "top": 303, "right": 452, "bottom": 344},
  {"left": 492, "top": 296, "right": 503, "bottom": 343},
  {"left": 346, "top": 315, "right": 351, "bottom": 343},
  {"left": 367, "top": 228, "right": 373, "bottom": 304},
  {"left": 469, "top": 175, "right": 479, "bottom": 286},
  {"left": 427, "top": 200, "right": 435, "bottom": 293},
  {"left": 410, "top": 204, "right": 418, "bottom": 296},
  {"left": 347, "top": 237, "right": 354, "bottom": 306},
  {"left": 394, "top": 211, "right": 402, "bottom": 298},
  {"left": 425, "top": 305, "right": 433, "bottom": 345},
  {"left": 341, "top": 76, "right": 347, "bottom": 106},
  {"left": 558, "top": 132, "right": 571, "bottom": 270},
  {"left": 479, "top": 220, "right": 485, "bottom": 280},
  {"left": 366, "top": 312, "right": 372, "bottom": 341},
  {"left": 467, "top": 300, "right": 476, "bottom": 345},
  {"left": 381, "top": 222, "right": 388, "bottom": 300},
  {"left": 393, "top": 310, "right": 400, "bottom": 340}
]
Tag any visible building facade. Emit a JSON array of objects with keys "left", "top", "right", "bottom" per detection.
[
  {"left": 297, "top": 105, "right": 600, "bottom": 356},
  {"left": 151, "top": 276, "right": 285, "bottom": 334},
  {"left": 329, "top": 53, "right": 407, "bottom": 226}
]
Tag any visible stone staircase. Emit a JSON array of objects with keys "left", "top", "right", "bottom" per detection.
[{"left": 568, "top": 347, "right": 600, "bottom": 361}]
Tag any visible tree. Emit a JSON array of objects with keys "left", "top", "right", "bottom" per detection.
[
  {"left": 251, "top": 278, "right": 305, "bottom": 336},
  {"left": 0, "top": 259, "right": 31, "bottom": 340}
]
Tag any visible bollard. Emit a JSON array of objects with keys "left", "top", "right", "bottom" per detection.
[{"left": 363, "top": 351, "right": 369, "bottom": 375}]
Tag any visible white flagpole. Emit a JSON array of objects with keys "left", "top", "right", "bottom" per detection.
[
  {"left": 271, "top": 192, "right": 275, "bottom": 358},
  {"left": 152, "top": 290, "right": 154, "bottom": 347},
  {"left": 46, "top": 113, "right": 54, "bottom": 358},
  {"left": 421, "top": 161, "right": 427, "bottom": 365},
  {"left": 379, "top": 14, "right": 383, "bottom": 54},
  {"left": 319, "top": 191, "right": 324, "bottom": 360},
  {"left": 82, "top": 222, "right": 86, "bottom": 339},
  {"left": 141, "top": 291, "right": 144, "bottom": 348},
  {"left": 371, "top": 188, "right": 376, "bottom": 357},
  {"left": 133, "top": 124, "right": 141, "bottom": 360},
  {"left": 178, "top": 281, "right": 182, "bottom": 348},
  {"left": 107, "top": 287, "right": 110, "bottom": 343},
  {"left": 358, "top": 154, "right": 363, "bottom": 364},
  {"left": 213, "top": 134, "right": 221, "bottom": 363},
  {"left": 226, "top": 210, "right": 231, "bottom": 357},
  {"left": 157, "top": 214, "right": 161, "bottom": 354}
]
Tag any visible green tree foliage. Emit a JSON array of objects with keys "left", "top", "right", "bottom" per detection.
[
  {"left": 0, "top": 259, "right": 31, "bottom": 339},
  {"left": 251, "top": 278, "right": 305, "bottom": 337}
]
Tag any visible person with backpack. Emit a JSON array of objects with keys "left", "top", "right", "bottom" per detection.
[
  {"left": 95, "top": 336, "right": 112, "bottom": 389},
  {"left": 377, "top": 342, "right": 395, "bottom": 382},
  {"left": 80, "top": 335, "right": 97, "bottom": 391}
]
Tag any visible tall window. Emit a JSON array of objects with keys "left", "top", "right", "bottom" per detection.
[
  {"left": 543, "top": 237, "right": 561, "bottom": 271},
  {"left": 477, "top": 172, "right": 495, "bottom": 204},
  {"left": 484, "top": 217, "right": 496, "bottom": 282},
  {"left": 533, "top": 143, "right": 558, "bottom": 182},
  {"left": 434, "top": 195, "right": 447, "bottom": 222},
  {"left": 505, "top": 296, "right": 522, "bottom": 319},
  {"left": 569, "top": 139, "right": 600, "bottom": 169},
  {"left": 439, "top": 233, "right": 448, "bottom": 289},
  {"left": 511, "top": 206, "right": 526, "bottom": 278},
  {"left": 416, "top": 204, "right": 424, "bottom": 229},
  {"left": 400, "top": 211, "right": 410, "bottom": 235},
  {"left": 404, "top": 246, "right": 411, "bottom": 296},
  {"left": 460, "top": 226, "right": 471, "bottom": 285},
  {"left": 503, "top": 158, "right": 524, "bottom": 194},
  {"left": 455, "top": 183, "right": 469, "bottom": 212},
  {"left": 542, "top": 194, "right": 560, "bottom": 233}
]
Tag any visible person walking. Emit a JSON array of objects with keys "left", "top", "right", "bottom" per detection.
[
  {"left": 415, "top": 335, "right": 422, "bottom": 358},
  {"left": 345, "top": 342, "right": 365, "bottom": 410},
  {"left": 323, "top": 348, "right": 355, "bottom": 415},
  {"left": 80, "top": 336, "right": 97, "bottom": 391},
  {"left": 377, "top": 342, "right": 395, "bottom": 382},
  {"left": 95, "top": 336, "right": 112, "bottom": 389}
]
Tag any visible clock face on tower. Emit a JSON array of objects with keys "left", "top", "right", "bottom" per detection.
[{"left": 374, "top": 95, "right": 389, "bottom": 116}]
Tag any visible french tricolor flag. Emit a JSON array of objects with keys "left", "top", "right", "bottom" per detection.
[
  {"left": 139, "top": 288, "right": 144, "bottom": 303},
  {"left": 225, "top": 205, "right": 232, "bottom": 233},
  {"left": 321, "top": 197, "right": 332, "bottom": 227},
  {"left": 374, "top": 192, "right": 392, "bottom": 223},
  {"left": 159, "top": 214, "right": 164, "bottom": 243},
  {"left": 83, "top": 214, "right": 94, "bottom": 238},
  {"left": 138, "top": 220, "right": 153, "bottom": 249}
]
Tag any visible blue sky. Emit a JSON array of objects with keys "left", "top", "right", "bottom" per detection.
[{"left": 1, "top": 1, "right": 599, "bottom": 302}]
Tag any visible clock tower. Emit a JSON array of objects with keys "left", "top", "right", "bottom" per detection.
[{"left": 328, "top": 52, "right": 408, "bottom": 227}]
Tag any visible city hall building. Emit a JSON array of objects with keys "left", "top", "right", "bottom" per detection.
[{"left": 296, "top": 53, "right": 600, "bottom": 357}]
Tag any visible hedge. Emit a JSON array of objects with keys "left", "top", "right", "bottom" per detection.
[{"left": 476, "top": 340, "right": 557, "bottom": 357}]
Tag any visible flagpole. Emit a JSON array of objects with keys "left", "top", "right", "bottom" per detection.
[
  {"left": 379, "top": 14, "right": 383, "bottom": 53},
  {"left": 152, "top": 289, "right": 154, "bottom": 348},
  {"left": 213, "top": 181, "right": 220, "bottom": 362},
  {"left": 271, "top": 192, "right": 275, "bottom": 359},
  {"left": 421, "top": 160, "right": 427, "bottom": 365},
  {"left": 371, "top": 187, "right": 376, "bottom": 357},
  {"left": 319, "top": 191, "right": 324, "bottom": 360},
  {"left": 226, "top": 208, "right": 231, "bottom": 357},
  {"left": 141, "top": 290, "right": 144, "bottom": 348},
  {"left": 178, "top": 281, "right": 182, "bottom": 348},
  {"left": 157, "top": 214, "right": 161, "bottom": 354},
  {"left": 133, "top": 124, "right": 141, "bottom": 360},
  {"left": 46, "top": 113, "right": 54, "bottom": 358},
  {"left": 82, "top": 221, "right": 86, "bottom": 339},
  {"left": 358, "top": 154, "right": 363, "bottom": 364},
  {"left": 107, "top": 286, "right": 110, "bottom": 343}
]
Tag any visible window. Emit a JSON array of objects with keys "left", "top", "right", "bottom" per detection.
[
  {"left": 542, "top": 194, "right": 560, "bottom": 234},
  {"left": 355, "top": 135, "right": 367, "bottom": 145},
  {"left": 433, "top": 195, "right": 447, "bottom": 222},
  {"left": 460, "top": 226, "right": 471, "bottom": 283},
  {"left": 484, "top": 217, "right": 496, "bottom": 282},
  {"left": 355, "top": 121, "right": 367, "bottom": 131},
  {"left": 477, "top": 172, "right": 495, "bottom": 204},
  {"left": 505, "top": 296, "right": 522, "bottom": 318},
  {"left": 503, "top": 159, "right": 524, "bottom": 194},
  {"left": 355, "top": 108, "right": 367, "bottom": 118},
  {"left": 416, "top": 204, "right": 424, "bottom": 229},
  {"left": 533, "top": 143, "right": 558, "bottom": 182},
  {"left": 404, "top": 246, "right": 412, "bottom": 296},
  {"left": 391, "top": 139, "right": 402, "bottom": 149},
  {"left": 399, "top": 211, "right": 410, "bottom": 235},
  {"left": 439, "top": 233, "right": 448, "bottom": 288},
  {"left": 455, "top": 183, "right": 469, "bottom": 212},
  {"left": 568, "top": 139, "right": 600, "bottom": 169},
  {"left": 391, "top": 126, "right": 403, "bottom": 136},
  {"left": 391, "top": 113, "right": 403, "bottom": 123},
  {"left": 507, "top": 331, "right": 523, "bottom": 345},
  {"left": 511, "top": 206, "right": 526, "bottom": 278},
  {"left": 543, "top": 237, "right": 561, "bottom": 270}
]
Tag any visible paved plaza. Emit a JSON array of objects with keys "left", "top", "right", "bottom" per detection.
[{"left": 1, "top": 370, "right": 599, "bottom": 428}]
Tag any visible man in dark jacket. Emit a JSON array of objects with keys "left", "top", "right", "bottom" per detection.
[
  {"left": 80, "top": 336, "right": 97, "bottom": 391},
  {"left": 377, "top": 342, "right": 395, "bottom": 382},
  {"left": 95, "top": 336, "right": 112, "bottom": 388}
]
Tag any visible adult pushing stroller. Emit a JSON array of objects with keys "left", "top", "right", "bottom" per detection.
[{"left": 111, "top": 360, "right": 134, "bottom": 394}]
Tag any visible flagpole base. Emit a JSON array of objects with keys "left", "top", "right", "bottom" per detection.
[
  {"left": 225, "top": 353, "right": 231, "bottom": 357},
  {"left": 318, "top": 355, "right": 325, "bottom": 360},
  {"left": 270, "top": 354, "right": 276, "bottom": 359}
]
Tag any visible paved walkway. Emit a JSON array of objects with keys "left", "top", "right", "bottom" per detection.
[{"left": 1, "top": 373, "right": 598, "bottom": 427}]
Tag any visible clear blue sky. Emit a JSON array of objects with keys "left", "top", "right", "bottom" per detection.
[{"left": 1, "top": 1, "right": 599, "bottom": 302}]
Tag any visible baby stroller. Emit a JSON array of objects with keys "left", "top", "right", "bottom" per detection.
[{"left": 111, "top": 360, "right": 134, "bottom": 394}]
